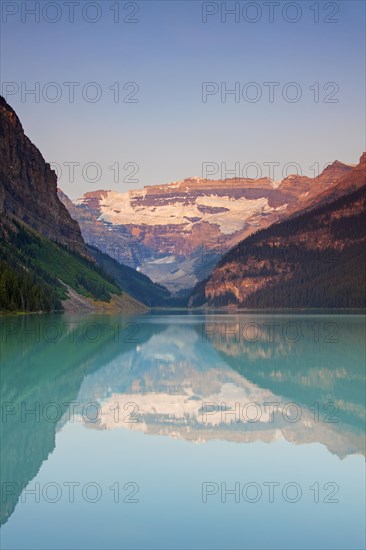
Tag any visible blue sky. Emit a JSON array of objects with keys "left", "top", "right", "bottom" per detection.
[{"left": 1, "top": 0, "right": 365, "bottom": 198}]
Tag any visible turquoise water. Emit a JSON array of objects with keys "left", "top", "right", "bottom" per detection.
[{"left": 0, "top": 313, "right": 365, "bottom": 549}]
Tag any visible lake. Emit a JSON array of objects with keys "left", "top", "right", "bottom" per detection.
[{"left": 0, "top": 312, "right": 365, "bottom": 549}]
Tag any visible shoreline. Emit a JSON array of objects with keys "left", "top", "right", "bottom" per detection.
[{"left": 1, "top": 307, "right": 365, "bottom": 316}]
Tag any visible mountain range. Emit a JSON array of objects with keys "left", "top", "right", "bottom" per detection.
[
  {"left": 58, "top": 158, "right": 359, "bottom": 294},
  {"left": 0, "top": 95, "right": 365, "bottom": 311}
]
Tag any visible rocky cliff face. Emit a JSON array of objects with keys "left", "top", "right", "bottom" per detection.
[
  {"left": 0, "top": 96, "right": 86, "bottom": 256},
  {"left": 189, "top": 154, "right": 366, "bottom": 308},
  {"left": 58, "top": 160, "right": 355, "bottom": 293}
]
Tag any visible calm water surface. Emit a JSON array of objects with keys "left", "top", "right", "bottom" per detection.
[{"left": 0, "top": 313, "right": 365, "bottom": 549}]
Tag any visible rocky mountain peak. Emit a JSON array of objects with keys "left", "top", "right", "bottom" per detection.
[{"left": 0, "top": 96, "right": 87, "bottom": 257}]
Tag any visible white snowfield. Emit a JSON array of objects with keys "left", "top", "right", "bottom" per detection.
[{"left": 93, "top": 190, "right": 284, "bottom": 236}]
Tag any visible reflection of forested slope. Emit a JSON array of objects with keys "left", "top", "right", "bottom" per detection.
[
  {"left": 202, "top": 317, "right": 366, "bottom": 435},
  {"left": 0, "top": 315, "right": 162, "bottom": 526}
]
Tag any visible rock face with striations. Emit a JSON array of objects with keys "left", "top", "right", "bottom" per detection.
[{"left": 0, "top": 96, "right": 86, "bottom": 256}]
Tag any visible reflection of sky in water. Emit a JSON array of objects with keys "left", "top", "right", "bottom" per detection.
[{"left": 1, "top": 314, "right": 365, "bottom": 549}]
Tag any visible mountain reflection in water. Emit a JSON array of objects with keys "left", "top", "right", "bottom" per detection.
[{"left": 0, "top": 313, "right": 365, "bottom": 532}]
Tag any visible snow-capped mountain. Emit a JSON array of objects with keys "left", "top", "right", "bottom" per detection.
[{"left": 58, "top": 162, "right": 354, "bottom": 292}]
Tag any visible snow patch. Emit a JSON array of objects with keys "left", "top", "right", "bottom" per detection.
[{"left": 98, "top": 191, "right": 273, "bottom": 236}]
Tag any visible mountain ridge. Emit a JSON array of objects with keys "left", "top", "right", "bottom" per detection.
[
  {"left": 188, "top": 155, "right": 366, "bottom": 309},
  {"left": 0, "top": 96, "right": 87, "bottom": 258},
  {"left": 59, "top": 157, "right": 357, "bottom": 293},
  {"left": 0, "top": 96, "right": 146, "bottom": 313}
]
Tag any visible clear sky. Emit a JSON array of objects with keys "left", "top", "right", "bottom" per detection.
[{"left": 1, "top": 0, "right": 365, "bottom": 198}]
